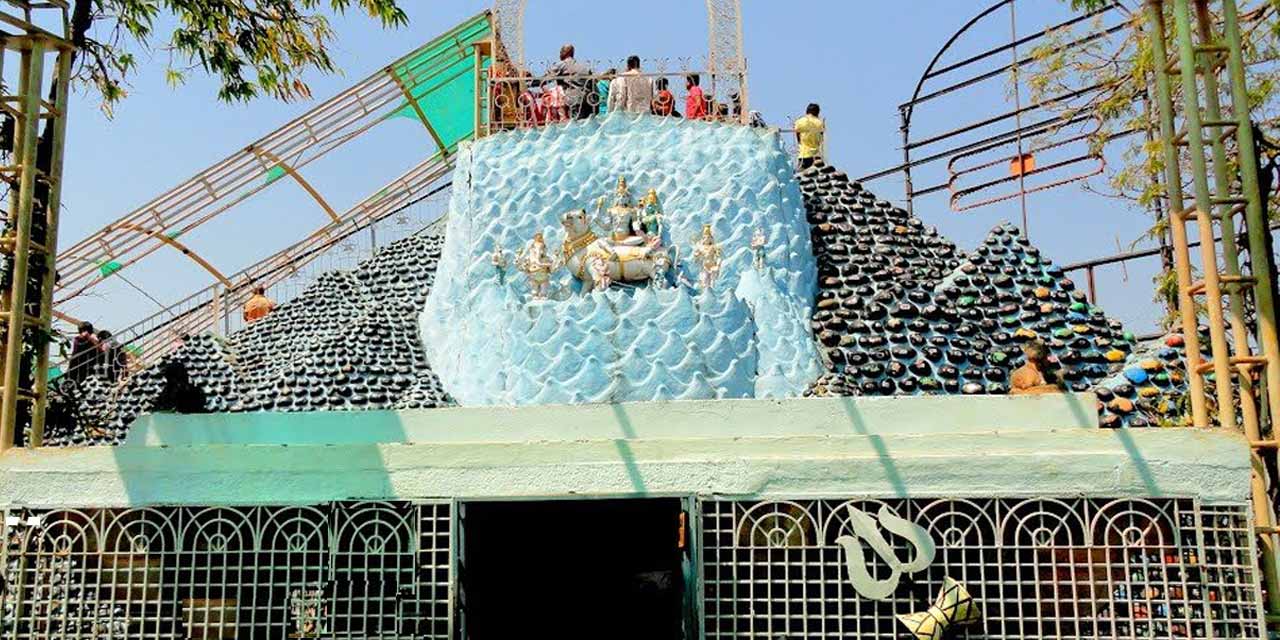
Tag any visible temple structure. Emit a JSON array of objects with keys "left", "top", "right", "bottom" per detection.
[
  {"left": 0, "top": 4, "right": 1268, "bottom": 635},
  {"left": 0, "top": 111, "right": 1263, "bottom": 639}
]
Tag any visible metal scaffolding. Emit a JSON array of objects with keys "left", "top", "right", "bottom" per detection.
[
  {"left": 51, "top": 11, "right": 493, "bottom": 309},
  {"left": 1147, "top": 0, "right": 1280, "bottom": 620},
  {"left": 0, "top": 1, "right": 72, "bottom": 451}
]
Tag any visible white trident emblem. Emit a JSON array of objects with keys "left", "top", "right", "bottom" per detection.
[{"left": 835, "top": 504, "right": 936, "bottom": 601}]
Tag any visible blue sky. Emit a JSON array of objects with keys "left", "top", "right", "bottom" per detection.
[{"left": 56, "top": 0, "right": 1165, "bottom": 333}]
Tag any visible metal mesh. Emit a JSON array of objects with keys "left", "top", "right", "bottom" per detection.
[
  {"left": 701, "top": 498, "right": 1265, "bottom": 639},
  {"left": 0, "top": 501, "right": 451, "bottom": 639}
]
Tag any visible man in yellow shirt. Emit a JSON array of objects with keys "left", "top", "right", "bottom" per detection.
[
  {"left": 794, "top": 103, "right": 825, "bottom": 170},
  {"left": 243, "top": 285, "right": 276, "bottom": 323}
]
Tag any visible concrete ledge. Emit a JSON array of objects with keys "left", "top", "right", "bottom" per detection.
[
  {"left": 0, "top": 426, "right": 1248, "bottom": 508},
  {"left": 122, "top": 394, "right": 1100, "bottom": 447}
]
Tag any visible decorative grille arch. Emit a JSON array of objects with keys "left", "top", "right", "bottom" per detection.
[
  {"left": 702, "top": 497, "right": 1265, "bottom": 639},
  {"left": 0, "top": 502, "right": 452, "bottom": 639}
]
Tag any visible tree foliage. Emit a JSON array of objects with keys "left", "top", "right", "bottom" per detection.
[
  {"left": 1034, "top": 1, "right": 1280, "bottom": 324},
  {"left": 71, "top": 0, "right": 408, "bottom": 115}
]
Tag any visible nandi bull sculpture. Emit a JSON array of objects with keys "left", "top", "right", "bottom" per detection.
[{"left": 560, "top": 208, "right": 673, "bottom": 293}]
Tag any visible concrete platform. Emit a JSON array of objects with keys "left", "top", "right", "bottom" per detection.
[{"left": 0, "top": 394, "right": 1251, "bottom": 507}]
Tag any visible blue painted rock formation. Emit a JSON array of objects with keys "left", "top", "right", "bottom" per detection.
[{"left": 419, "top": 113, "right": 822, "bottom": 405}]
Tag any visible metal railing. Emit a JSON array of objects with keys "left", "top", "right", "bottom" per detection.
[
  {"left": 1, "top": 501, "right": 454, "bottom": 639},
  {"left": 486, "top": 64, "right": 747, "bottom": 134},
  {"left": 53, "top": 172, "right": 454, "bottom": 384}
]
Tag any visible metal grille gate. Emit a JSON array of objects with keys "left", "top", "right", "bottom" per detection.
[
  {"left": 0, "top": 501, "right": 452, "bottom": 639},
  {"left": 701, "top": 498, "right": 1265, "bottom": 639}
]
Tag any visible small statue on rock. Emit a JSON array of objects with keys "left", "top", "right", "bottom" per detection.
[
  {"left": 1010, "top": 339, "right": 1064, "bottom": 395},
  {"left": 640, "top": 188, "right": 664, "bottom": 239},
  {"left": 751, "top": 226, "right": 767, "bottom": 270},
  {"left": 514, "top": 232, "right": 558, "bottom": 300},
  {"left": 490, "top": 246, "right": 509, "bottom": 285},
  {"left": 692, "top": 224, "right": 724, "bottom": 290}
]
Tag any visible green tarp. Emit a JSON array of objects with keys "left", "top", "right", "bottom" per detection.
[
  {"left": 388, "top": 12, "right": 492, "bottom": 154},
  {"left": 264, "top": 165, "right": 287, "bottom": 185}
]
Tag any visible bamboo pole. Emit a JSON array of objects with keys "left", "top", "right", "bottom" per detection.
[
  {"left": 1147, "top": 0, "right": 1210, "bottom": 427},
  {"left": 1173, "top": 0, "right": 1236, "bottom": 428},
  {"left": 0, "top": 42, "right": 43, "bottom": 450},
  {"left": 28, "top": 48, "right": 71, "bottom": 447}
]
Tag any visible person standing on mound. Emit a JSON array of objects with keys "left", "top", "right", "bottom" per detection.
[{"left": 793, "top": 103, "right": 825, "bottom": 170}]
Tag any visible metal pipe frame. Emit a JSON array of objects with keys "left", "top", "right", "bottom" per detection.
[
  {"left": 862, "top": 1, "right": 1136, "bottom": 223},
  {"left": 0, "top": 7, "right": 72, "bottom": 451},
  {"left": 51, "top": 11, "right": 492, "bottom": 307},
  {"left": 57, "top": 152, "right": 455, "bottom": 379}
]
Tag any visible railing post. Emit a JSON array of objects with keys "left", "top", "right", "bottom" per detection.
[{"left": 210, "top": 284, "right": 222, "bottom": 337}]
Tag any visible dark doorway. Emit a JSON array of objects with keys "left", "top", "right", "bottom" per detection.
[{"left": 460, "top": 498, "right": 687, "bottom": 640}]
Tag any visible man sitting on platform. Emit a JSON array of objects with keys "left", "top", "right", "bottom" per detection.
[{"left": 243, "top": 285, "right": 276, "bottom": 323}]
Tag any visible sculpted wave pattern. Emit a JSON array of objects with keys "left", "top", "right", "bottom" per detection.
[{"left": 420, "top": 113, "right": 820, "bottom": 405}]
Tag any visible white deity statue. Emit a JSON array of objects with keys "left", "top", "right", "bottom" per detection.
[
  {"left": 598, "top": 176, "right": 647, "bottom": 248},
  {"left": 490, "top": 246, "right": 509, "bottom": 284},
  {"left": 692, "top": 224, "right": 724, "bottom": 290},
  {"left": 513, "top": 232, "right": 558, "bottom": 300},
  {"left": 751, "top": 227, "right": 767, "bottom": 270}
]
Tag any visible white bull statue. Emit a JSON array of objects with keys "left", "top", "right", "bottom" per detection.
[{"left": 559, "top": 209, "right": 673, "bottom": 293}]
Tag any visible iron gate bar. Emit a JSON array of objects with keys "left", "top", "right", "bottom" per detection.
[
  {"left": 60, "top": 169, "right": 453, "bottom": 378},
  {"left": 910, "top": 20, "right": 1131, "bottom": 110},
  {"left": 887, "top": 0, "right": 1134, "bottom": 217},
  {"left": 859, "top": 112, "right": 1104, "bottom": 184}
]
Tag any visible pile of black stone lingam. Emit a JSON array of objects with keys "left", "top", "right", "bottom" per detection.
[
  {"left": 799, "top": 161, "right": 1158, "bottom": 421},
  {"left": 42, "top": 230, "right": 453, "bottom": 446}
]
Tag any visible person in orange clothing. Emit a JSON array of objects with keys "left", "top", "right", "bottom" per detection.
[
  {"left": 685, "top": 74, "right": 707, "bottom": 120},
  {"left": 243, "top": 285, "right": 276, "bottom": 323}
]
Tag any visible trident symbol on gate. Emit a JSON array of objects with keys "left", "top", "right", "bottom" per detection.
[{"left": 835, "top": 504, "right": 936, "bottom": 601}]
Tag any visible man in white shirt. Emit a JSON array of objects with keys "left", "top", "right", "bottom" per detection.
[{"left": 607, "top": 55, "right": 653, "bottom": 115}]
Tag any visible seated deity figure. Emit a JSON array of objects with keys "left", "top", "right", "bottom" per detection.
[
  {"left": 600, "top": 176, "right": 649, "bottom": 247},
  {"left": 559, "top": 176, "right": 673, "bottom": 293}
]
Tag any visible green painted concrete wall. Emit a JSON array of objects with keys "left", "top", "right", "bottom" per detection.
[{"left": 0, "top": 395, "right": 1252, "bottom": 508}]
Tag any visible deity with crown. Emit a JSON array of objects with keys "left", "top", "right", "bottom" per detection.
[
  {"left": 692, "top": 224, "right": 724, "bottom": 290},
  {"left": 513, "top": 232, "right": 559, "bottom": 300}
]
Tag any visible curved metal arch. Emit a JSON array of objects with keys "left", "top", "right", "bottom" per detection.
[
  {"left": 111, "top": 222, "right": 232, "bottom": 288},
  {"left": 902, "top": 0, "right": 1015, "bottom": 130},
  {"left": 249, "top": 146, "right": 341, "bottom": 223},
  {"left": 902, "top": 0, "right": 1132, "bottom": 129}
]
